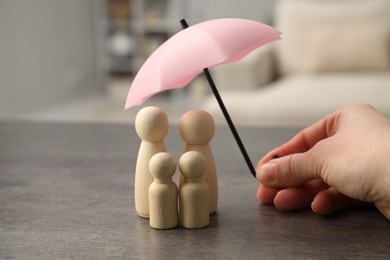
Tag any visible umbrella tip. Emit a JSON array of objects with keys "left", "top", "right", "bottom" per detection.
[{"left": 180, "top": 18, "right": 189, "bottom": 29}]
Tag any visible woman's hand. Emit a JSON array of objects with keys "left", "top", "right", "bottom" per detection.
[{"left": 256, "top": 104, "right": 390, "bottom": 219}]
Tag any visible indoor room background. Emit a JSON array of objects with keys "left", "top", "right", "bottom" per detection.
[{"left": 1, "top": 0, "right": 389, "bottom": 127}]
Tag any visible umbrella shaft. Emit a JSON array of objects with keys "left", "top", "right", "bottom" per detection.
[
  {"left": 181, "top": 18, "right": 256, "bottom": 178},
  {"left": 203, "top": 68, "right": 256, "bottom": 178}
]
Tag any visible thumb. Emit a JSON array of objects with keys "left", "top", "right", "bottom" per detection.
[{"left": 256, "top": 152, "right": 321, "bottom": 188}]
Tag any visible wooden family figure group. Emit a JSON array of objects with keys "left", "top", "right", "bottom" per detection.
[{"left": 134, "top": 106, "right": 218, "bottom": 229}]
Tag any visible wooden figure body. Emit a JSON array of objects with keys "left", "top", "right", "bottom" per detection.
[
  {"left": 134, "top": 106, "right": 169, "bottom": 218},
  {"left": 148, "top": 152, "right": 178, "bottom": 229},
  {"left": 179, "top": 151, "right": 209, "bottom": 229},
  {"left": 179, "top": 110, "right": 218, "bottom": 214}
]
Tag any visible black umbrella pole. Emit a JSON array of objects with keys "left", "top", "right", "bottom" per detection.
[
  {"left": 203, "top": 68, "right": 257, "bottom": 177},
  {"left": 180, "top": 18, "right": 256, "bottom": 177}
]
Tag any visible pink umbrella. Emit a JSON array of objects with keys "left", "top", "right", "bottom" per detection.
[{"left": 125, "top": 18, "right": 281, "bottom": 177}]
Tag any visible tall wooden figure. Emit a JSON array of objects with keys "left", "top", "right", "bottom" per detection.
[
  {"left": 179, "top": 151, "right": 209, "bottom": 229},
  {"left": 134, "top": 106, "right": 169, "bottom": 218},
  {"left": 179, "top": 110, "right": 218, "bottom": 214},
  {"left": 148, "top": 152, "right": 178, "bottom": 229}
]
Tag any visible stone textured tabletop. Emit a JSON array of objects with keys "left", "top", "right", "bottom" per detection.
[{"left": 0, "top": 121, "right": 389, "bottom": 259}]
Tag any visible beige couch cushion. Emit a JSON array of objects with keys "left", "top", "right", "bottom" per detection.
[
  {"left": 202, "top": 73, "right": 390, "bottom": 127},
  {"left": 275, "top": 0, "right": 390, "bottom": 74},
  {"left": 303, "top": 23, "right": 390, "bottom": 72}
]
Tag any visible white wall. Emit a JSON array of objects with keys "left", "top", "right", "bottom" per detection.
[{"left": 0, "top": 0, "right": 99, "bottom": 118}]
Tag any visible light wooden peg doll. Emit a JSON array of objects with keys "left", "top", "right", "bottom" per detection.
[
  {"left": 148, "top": 152, "right": 178, "bottom": 229},
  {"left": 179, "top": 110, "right": 218, "bottom": 214},
  {"left": 179, "top": 151, "right": 209, "bottom": 229},
  {"left": 134, "top": 106, "right": 169, "bottom": 218}
]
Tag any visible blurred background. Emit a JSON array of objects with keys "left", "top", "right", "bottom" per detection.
[{"left": 1, "top": 0, "right": 389, "bottom": 127}]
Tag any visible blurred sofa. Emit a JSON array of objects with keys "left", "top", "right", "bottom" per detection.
[{"left": 201, "top": 0, "right": 390, "bottom": 127}]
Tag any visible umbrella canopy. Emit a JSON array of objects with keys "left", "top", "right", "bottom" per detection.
[
  {"left": 125, "top": 18, "right": 281, "bottom": 177},
  {"left": 125, "top": 18, "right": 281, "bottom": 108}
]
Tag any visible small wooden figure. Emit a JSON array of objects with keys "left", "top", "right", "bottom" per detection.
[
  {"left": 134, "top": 106, "right": 169, "bottom": 218},
  {"left": 148, "top": 152, "right": 178, "bottom": 229},
  {"left": 179, "top": 151, "right": 209, "bottom": 229},
  {"left": 179, "top": 110, "right": 218, "bottom": 214}
]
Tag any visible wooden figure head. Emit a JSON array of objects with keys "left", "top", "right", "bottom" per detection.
[
  {"left": 149, "top": 152, "right": 176, "bottom": 181},
  {"left": 179, "top": 110, "right": 215, "bottom": 145},
  {"left": 179, "top": 151, "right": 206, "bottom": 180},
  {"left": 135, "top": 106, "right": 169, "bottom": 142}
]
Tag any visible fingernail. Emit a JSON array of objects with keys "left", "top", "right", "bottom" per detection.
[
  {"left": 256, "top": 161, "right": 276, "bottom": 183},
  {"left": 311, "top": 201, "right": 318, "bottom": 213},
  {"left": 311, "top": 201, "right": 322, "bottom": 214}
]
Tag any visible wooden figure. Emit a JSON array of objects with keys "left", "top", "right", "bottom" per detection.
[
  {"left": 148, "top": 152, "right": 178, "bottom": 229},
  {"left": 134, "top": 106, "right": 169, "bottom": 218},
  {"left": 179, "top": 110, "right": 218, "bottom": 214},
  {"left": 179, "top": 151, "right": 209, "bottom": 229}
]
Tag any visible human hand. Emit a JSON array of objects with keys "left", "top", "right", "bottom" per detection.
[{"left": 256, "top": 104, "right": 390, "bottom": 220}]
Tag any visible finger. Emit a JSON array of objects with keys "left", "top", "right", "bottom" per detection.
[
  {"left": 272, "top": 179, "right": 328, "bottom": 211},
  {"left": 257, "top": 185, "right": 281, "bottom": 204},
  {"left": 257, "top": 152, "right": 322, "bottom": 188},
  {"left": 311, "top": 187, "right": 367, "bottom": 215},
  {"left": 257, "top": 112, "right": 340, "bottom": 168}
]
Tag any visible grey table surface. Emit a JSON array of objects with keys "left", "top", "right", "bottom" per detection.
[{"left": 0, "top": 120, "right": 389, "bottom": 259}]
